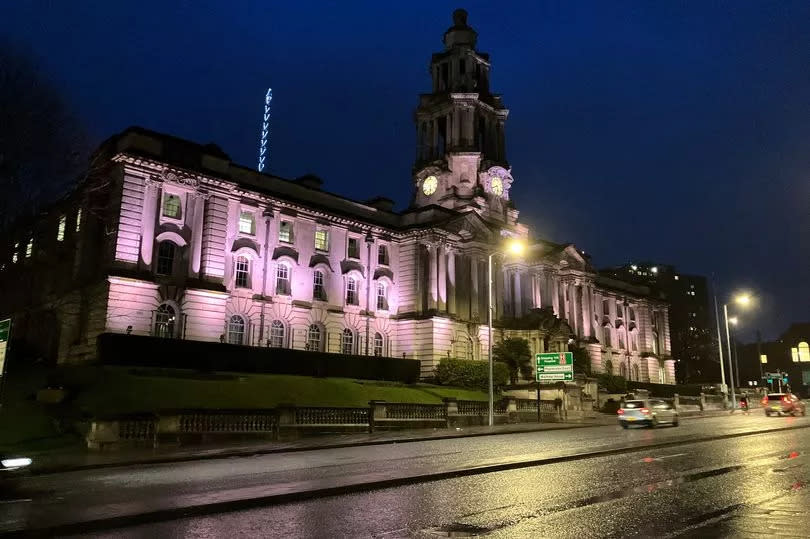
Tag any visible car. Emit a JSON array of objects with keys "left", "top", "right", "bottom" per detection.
[
  {"left": 618, "top": 399, "right": 679, "bottom": 428},
  {"left": 762, "top": 393, "right": 807, "bottom": 416}
]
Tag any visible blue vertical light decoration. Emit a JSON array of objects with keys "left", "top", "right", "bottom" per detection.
[{"left": 258, "top": 88, "right": 272, "bottom": 172}]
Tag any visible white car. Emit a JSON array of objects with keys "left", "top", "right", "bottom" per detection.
[{"left": 618, "top": 399, "right": 679, "bottom": 428}]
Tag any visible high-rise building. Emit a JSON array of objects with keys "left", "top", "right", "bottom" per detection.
[{"left": 601, "top": 263, "right": 717, "bottom": 383}]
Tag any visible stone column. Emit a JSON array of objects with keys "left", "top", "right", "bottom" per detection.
[
  {"left": 437, "top": 244, "right": 447, "bottom": 312},
  {"left": 140, "top": 180, "right": 158, "bottom": 268},
  {"left": 581, "top": 285, "right": 592, "bottom": 338},
  {"left": 428, "top": 244, "right": 438, "bottom": 311},
  {"left": 189, "top": 193, "right": 206, "bottom": 276},
  {"left": 432, "top": 119, "right": 439, "bottom": 159},
  {"left": 549, "top": 276, "right": 562, "bottom": 318},
  {"left": 447, "top": 248, "right": 457, "bottom": 316},
  {"left": 513, "top": 270, "right": 522, "bottom": 316},
  {"left": 470, "top": 255, "right": 479, "bottom": 321}
]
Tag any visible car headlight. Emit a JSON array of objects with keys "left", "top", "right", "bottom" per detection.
[{"left": 2, "top": 458, "right": 32, "bottom": 468}]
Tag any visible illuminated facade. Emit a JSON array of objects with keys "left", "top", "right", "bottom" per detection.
[{"left": 0, "top": 10, "right": 675, "bottom": 382}]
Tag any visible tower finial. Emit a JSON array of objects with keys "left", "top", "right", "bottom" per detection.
[{"left": 452, "top": 8, "right": 468, "bottom": 27}]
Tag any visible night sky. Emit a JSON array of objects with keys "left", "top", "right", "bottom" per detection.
[{"left": 3, "top": 1, "right": 808, "bottom": 340}]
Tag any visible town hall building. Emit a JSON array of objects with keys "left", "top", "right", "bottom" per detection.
[{"left": 0, "top": 10, "right": 675, "bottom": 383}]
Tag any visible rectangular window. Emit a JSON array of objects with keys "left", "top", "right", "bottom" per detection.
[
  {"left": 156, "top": 241, "right": 175, "bottom": 275},
  {"left": 347, "top": 237, "right": 360, "bottom": 259},
  {"left": 57, "top": 215, "right": 66, "bottom": 241},
  {"left": 376, "top": 282, "right": 388, "bottom": 310},
  {"left": 313, "top": 271, "right": 327, "bottom": 301},
  {"left": 162, "top": 194, "right": 181, "bottom": 219},
  {"left": 75, "top": 208, "right": 82, "bottom": 232},
  {"left": 346, "top": 277, "right": 358, "bottom": 305},
  {"left": 25, "top": 238, "right": 33, "bottom": 258},
  {"left": 239, "top": 211, "right": 255, "bottom": 235},
  {"left": 279, "top": 221, "right": 293, "bottom": 244},
  {"left": 314, "top": 229, "right": 329, "bottom": 252},
  {"left": 276, "top": 264, "right": 291, "bottom": 295},
  {"left": 602, "top": 299, "right": 610, "bottom": 316},
  {"left": 12, "top": 243, "right": 19, "bottom": 264},
  {"left": 377, "top": 245, "right": 389, "bottom": 266},
  {"left": 235, "top": 256, "right": 250, "bottom": 288}
]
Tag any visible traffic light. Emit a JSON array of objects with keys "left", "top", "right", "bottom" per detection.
[{"left": 783, "top": 374, "right": 789, "bottom": 383}]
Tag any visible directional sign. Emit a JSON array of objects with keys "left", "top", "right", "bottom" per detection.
[
  {"left": 0, "top": 318, "right": 10, "bottom": 378},
  {"left": 536, "top": 352, "right": 574, "bottom": 382}
]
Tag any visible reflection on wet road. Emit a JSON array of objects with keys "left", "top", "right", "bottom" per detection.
[{"left": 2, "top": 414, "right": 808, "bottom": 537}]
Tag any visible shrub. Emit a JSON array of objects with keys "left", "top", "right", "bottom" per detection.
[
  {"left": 435, "top": 358, "right": 509, "bottom": 391},
  {"left": 597, "top": 373, "right": 627, "bottom": 393},
  {"left": 493, "top": 337, "right": 533, "bottom": 384}
]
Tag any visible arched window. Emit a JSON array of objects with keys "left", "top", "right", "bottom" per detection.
[
  {"left": 633, "top": 364, "right": 640, "bottom": 382},
  {"left": 156, "top": 241, "right": 176, "bottom": 275},
  {"left": 269, "top": 320, "right": 285, "bottom": 348},
  {"left": 798, "top": 342, "right": 809, "bottom": 362},
  {"left": 341, "top": 328, "right": 354, "bottom": 355},
  {"left": 276, "top": 263, "right": 291, "bottom": 295},
  {"left": 154, "top": 303, "right": 176, "bottom": 338},
  {"left": 373, "top": 332, "right": 384, "bottom": 357},
  {"left": 652, "top": 331, "right": 660, "bottom": 355},
  {"left": 619, "top": 362, "right": 627, "bottom": 379},
  {"left": 227, "top": 315, "right": 246, "bottom": 345},
  {"left": 234, "top": 256, "right": 250, "bottom": 288},
  {"left": 346, "top": 276, "right": 359, "bottom": 305},
  {"left": 603, "top": 359, "right": 614, "bottom": 375},
  {"left": 307, "top": 324, "right": 323, "bottom": 351},
  {"left": 313, "top": 270, "right": 327, "bottom": 301},
  {"left": 376, "top": 282, "right": 388, "bottom": 311}
]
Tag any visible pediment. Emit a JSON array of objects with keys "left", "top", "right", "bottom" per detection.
[{"left": 441, "top": 211, "right": 494, "bottom": 242}]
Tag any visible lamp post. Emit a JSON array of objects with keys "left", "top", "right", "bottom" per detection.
[
  {"left": 487, "top": 238, "right": 526, "bottom": 426},
  {"left": 723, "top": 293, "right": 752, "bottom": 409},
  {"left": 713, "top": 292, "right": 728, "bottom": 405}
]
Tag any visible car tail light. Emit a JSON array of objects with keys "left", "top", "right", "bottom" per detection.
[
  {"left": 617, "top": 409, "right": 624, "bottom": 415},
  {"left": 640, "top": 408, "right": 651, "bottom": 415}
]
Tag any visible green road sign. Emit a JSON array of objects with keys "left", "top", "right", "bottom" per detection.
[
  {"left": 536, "top": 352, "right": 574, "bottom": 382},
  {"left": 0, "top": 318, "right": 10, "bottom": 378}
]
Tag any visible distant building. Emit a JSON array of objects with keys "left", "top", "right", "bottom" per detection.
[
  {"left": 601, "top": 263, "right": 717, "bottom": 383},
  {"left": 0, "top": 10, "right": 676, "bottom": 383},
  {"left": 738, "top": 323, "right": 810, "bottom": 395}
]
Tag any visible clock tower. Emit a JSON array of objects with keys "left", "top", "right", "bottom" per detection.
[{"left": 412, "top": 9, "right": 514, "bottom": 224}]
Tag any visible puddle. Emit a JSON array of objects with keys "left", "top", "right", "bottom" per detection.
[{"left": 425, "top": 523, "right": 499, "bottom": 536}]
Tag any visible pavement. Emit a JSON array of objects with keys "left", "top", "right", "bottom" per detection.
[
  {"left": 25, "top": 410, "right": 729, "bottom": 476},
  {"left": 0, "top": 412, "right": 805, "bottom": 537}
]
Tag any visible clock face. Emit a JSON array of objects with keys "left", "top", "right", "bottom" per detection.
[
  {"left": 422, "top": 175, "right": 438, "bottom": 196},
  {"left": 490, "top": 176, "right": 504, "bottom": 196}
]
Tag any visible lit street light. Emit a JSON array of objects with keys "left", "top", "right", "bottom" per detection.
[
  {"left": 723, "top": 292, "right": 754, "bottom": 409},
  {"left": 488, "top": 237, "right": 526, "bottom": 426}
]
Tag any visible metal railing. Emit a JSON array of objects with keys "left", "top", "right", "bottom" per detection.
[
  {"left": 179, "top": 411, "right": 278, "bottom": 433},
  {"left": 385, "top": 403, "right": 446, "bottom": 420},
  {"left": 295, "top": 406, "right": 369, "bottom": 426}
]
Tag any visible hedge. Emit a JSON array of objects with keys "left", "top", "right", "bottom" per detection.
[
  {"left": 628, "top": 381, "right": 703, "bottom": 397},
  {"left": 435, "top": 358, "right": 510, "bottom": 391},
  {"left": 96, "top": 333, "right": 420, "bottom": 383}
]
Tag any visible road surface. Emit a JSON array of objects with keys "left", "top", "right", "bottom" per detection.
[{"left": 1, "top": 413, "right": 808, "bottom": 537}]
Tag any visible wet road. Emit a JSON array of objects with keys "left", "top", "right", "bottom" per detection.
[{"left": 2, "top": 414, "right": 809, "bottom": 536}]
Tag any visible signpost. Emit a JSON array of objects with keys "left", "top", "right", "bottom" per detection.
[{"left": 536, "top": 352, "right": 574, "bottom": 382}]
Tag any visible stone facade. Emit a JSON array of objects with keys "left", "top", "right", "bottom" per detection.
[{"left": 0, "top": 10, "right": 675, "bottom": 383}]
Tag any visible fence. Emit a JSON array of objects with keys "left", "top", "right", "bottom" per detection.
[{"left": 86, "top": 396, "right": 576, "bottom": 449}]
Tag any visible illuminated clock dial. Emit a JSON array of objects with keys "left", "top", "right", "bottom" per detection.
[
  {"left": 490, "top": 176, "right": 504, "bottom": 196},
  {"left": 422, "top": 175, "right": 438, "bottom": 196}
]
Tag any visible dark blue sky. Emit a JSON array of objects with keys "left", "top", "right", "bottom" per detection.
[{"left": 3, "top": 1, "right": 808, "bottom": 340}]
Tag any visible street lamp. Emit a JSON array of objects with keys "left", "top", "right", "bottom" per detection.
[
  {"left": 488, "top": 237, "right": 526, "bottom": 426},
  {"left": 723, "top": 293, "right": 754, "bottom": 409}
]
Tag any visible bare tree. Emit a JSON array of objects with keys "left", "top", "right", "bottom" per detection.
[{"left": 0, "top": 40, "right": 90, "bottom": 229}]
